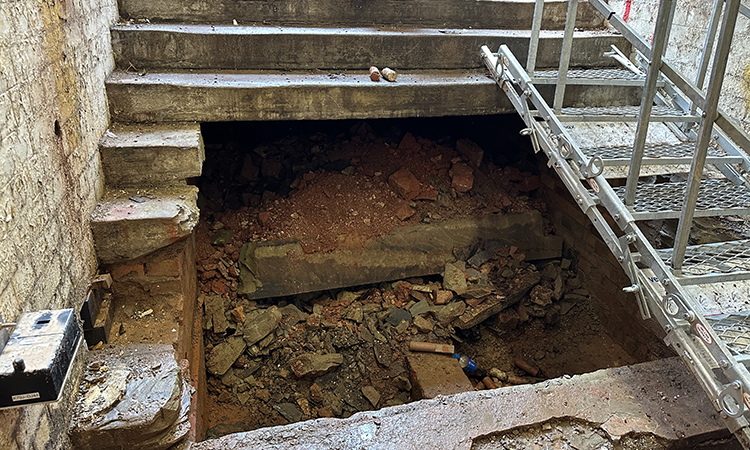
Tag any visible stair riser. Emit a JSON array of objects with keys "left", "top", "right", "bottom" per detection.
[
  {"left": 118, "top": 0, "right": 606, "bottom": 30},
  {"left": 106, "top": 73, "right": 642, "bottom": 123},
  {"left": 112, "top": 28, "right": 628, "bottom": 71},
  {"left": 101, "top": 145, "right": 204, "bottom": 188}
]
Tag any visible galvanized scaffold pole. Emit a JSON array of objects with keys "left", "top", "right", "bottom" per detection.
[
  {"left": 672, "top": 0, "right": 744, "bottom": 271},
  {"left": 623, "top": 0, "right": 676, "bottom": 206},
  {"left": 553, "top": 0, "right": 578, "bottom": 113},
  {"left": 526, "top": 0, "right": 545, "bottom": 75}
]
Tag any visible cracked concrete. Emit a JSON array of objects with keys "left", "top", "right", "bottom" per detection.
[{"left": 192, "top": 357, "right": 734, "bottom": 450}]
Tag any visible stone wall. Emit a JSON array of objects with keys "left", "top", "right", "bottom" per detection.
[
  {"left": 0, "top": 0, "right": 117, "bottom": 447},
  {"left": 608, "top": 0, "right": 750, "bottom": 132}
]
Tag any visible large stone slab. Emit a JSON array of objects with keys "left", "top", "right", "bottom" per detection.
[
  {"left": 111, "top": 25, "right": 628, "bottom": 71},
  {"left": 237, "top": 212, "right": 563, "bottom": 299},
  {"left": 106, "top": 70, "right": 642, "bottom": 123},
  {"left": 118, "top": 0, "right": 606, "bottom": 30},
  {"left": 99, "top": 123, "right": 204, "bottom": 188},
  {"left": 69, "top": 344, "right": 191, "bottom": 450},
  {"left": 190, "top": 358, "right": 736, "bottom": 449},
  {"left": 91, "top": 186, "right": 199, "bottom": 263}
]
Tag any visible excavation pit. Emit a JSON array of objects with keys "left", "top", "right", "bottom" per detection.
[{"left": 192, "top": 117, "right": 672, "bottom": 439}]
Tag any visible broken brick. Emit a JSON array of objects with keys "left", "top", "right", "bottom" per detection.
[
  {"left": 145, "top": 258, "right": 181, "bottom": 277},
  {"left": 407, "top": 352, "right": 473, "bottom": 400},
  {"left": 450, "top": 163, "right": 474, "bottom": 193},
  {"left": 258, "top": 211, "right": 273, "bottom": 227},
  {"left": 389, "top": 169, "right": 421, "bottom": 200},
  {"left": 110, "top": 263, "right": 145, "bottom": 280},
  {"left": 395, "top": 204, "right": 415, "bottom": 221},
  {"left": 398, "top": 132, "right": 420, "bottom": 152},
  {"left": 456, "top": 138, "right": 484, "bottom": 168}
]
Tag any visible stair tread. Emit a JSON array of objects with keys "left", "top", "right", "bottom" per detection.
[
  {"left": 534, "top": 68, "right": 643, "bottom": 80},
  {"left": 657, "top": 239, "right": 750, "bottom": 278},
  {"left": 706, "top": 312, "right": 750, "bottom": 359},
  {"left": 118, "top": 0, "right": 607, "bottom": 30},
  {"left": 107, "top": 69, "right": 494, "bottom": 86},
  {"left": 559, "top": 105, "right": 700, "bottom": 122},
  {"left": 99, "top": 123, "right": 202, "bottom": 150},
  {"left": 112, "top": 23, "right": 620, "bottom": 37},
  {"left": 611, "top": 179, "right": 750, "bottom": 220},
  {"left": 111, "top": 24, "right": 628, "bottom": 71},
  {"left": 92, "top": 186, "right": 199, "bottom": 223},
  {"left": 581, "top": 141, "right": 741, "bottom": 166}
]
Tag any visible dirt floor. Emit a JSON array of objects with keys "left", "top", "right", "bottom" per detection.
[{"left": 194, "top": 118, "right": 671, "bottom": 439}]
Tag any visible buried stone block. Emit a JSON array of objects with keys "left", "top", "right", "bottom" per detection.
[{"left": 237, "top": 212, "right": 561, "bottom": 299}]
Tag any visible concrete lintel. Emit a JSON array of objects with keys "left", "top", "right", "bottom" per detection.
[
  {"left": 107, "top": 71, "right": 643, "bottom": 123},
  {"left": 111, "top": 25, "right": 628, "bottom": 71},
  {"left": 118, "top": 0, "right": 607, "bottom": 31},
  {"left": 99, "top": 123, "right": 205, "bottom": 188},
  {"left": 238, "top": 211, "right": 562, "bottom": 299},
  {"left": 191, "top": 357, "right": 734, "bottom": 450}
]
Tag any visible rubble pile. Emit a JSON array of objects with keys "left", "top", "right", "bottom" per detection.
[
  {"left": 195, "top": 121, "right": 655, "bottom": 437},
  {"left": 196, "top": 121, "right": 546, "bottom": 256},
  {"left": 200, "top": 239, "right": 630, "bottom": 437}
]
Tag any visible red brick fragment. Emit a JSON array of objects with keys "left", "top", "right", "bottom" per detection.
[
  {"left": 450, "top": 163, "right": 474, "bottom": 193},
  {"left": 389, "top": 169, "right": 421, "bottom": 200},
  {"left": 395, "top": 204, "right": 415, "bottom": 221}
]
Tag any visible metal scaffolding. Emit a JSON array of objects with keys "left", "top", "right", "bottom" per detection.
[{"left": 483, "top": 0, "right": 750, "bottom": 446}]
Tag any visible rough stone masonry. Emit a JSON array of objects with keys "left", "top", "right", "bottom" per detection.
[{"left": 0, "top": 0, "right": 117, "bottom": 447}]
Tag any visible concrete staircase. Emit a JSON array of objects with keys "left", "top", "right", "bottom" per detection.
[
  {"left": 105, "top": 0, "right": 633, "bottom": 123},
  {"left": 93, "top": 0, "right": 636, "bottom": 259}
]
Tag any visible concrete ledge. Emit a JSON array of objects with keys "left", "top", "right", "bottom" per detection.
[
  {"left": 107, "top": 70, "right": 643, "bottom": 122},
  {"left": 111, "top": 26, "right": 628, "bottom": 71},
  {"left": 99, "top": 123, "right": 205, "bottom": 188},
  {"left": 91, "top": 186, "right": 199, "bottom": 263},
  {"left": 118, "top": 0, "right": 607, "bottom": 30},
  {"left": 238, "top": 212, "right": 562, "bottom": 299},
  {"left": 191, "top": 357, "right": 736, "bottom": 450}
]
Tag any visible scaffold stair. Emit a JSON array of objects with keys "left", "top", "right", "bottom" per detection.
[{"left": 482, "top": 0, "right": 750, "bottom": 447}]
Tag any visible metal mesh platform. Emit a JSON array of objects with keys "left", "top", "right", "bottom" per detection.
[
  {"left": 611, "top": 179, "right": 750, "bottom": 220},
  {"left": 582, "top": 142, "right": 723, "bottom": 159},
  {"left": 707, "top": 313, "right": 750, "bottom": 360},
  {"left": 558, "top": 105, "right": 701, "bottom": 122},
  {"left": 657, "top": 239, "right": 750, "bottom": 278},
  {"left": 532, "top": 68, "right": 647, "bottom": 86},
  {"left": 534, "top": 68, "right": 643, "bottom": 80},
  {"left": 580, "top": 142, "right": 742, "bottom": 167}
]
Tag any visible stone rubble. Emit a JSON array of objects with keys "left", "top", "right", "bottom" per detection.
[{"left": 201, "top": 235, "right": 599, "bottom": 437}]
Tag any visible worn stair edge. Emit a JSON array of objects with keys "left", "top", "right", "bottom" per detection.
[
  {"left": 190, "top": 357, "right": 735, "bottom": 450},
  {"left": 100, "top": 123, "right": 205, "bottom": 188},
  {"left": 106, "top": 70, "right": 643, "bottom": 123},
  {"left": 237, "top": 211, "right": 562, "bottom": 300},
  {"left": 118, "top": 0, "right": 607, "bottom": 30},
  {"left": 111, "top": 25, "right": 628, "bottom": 71},
  {"left": 91, "top": 186, "right": 199, "bottom": 264}
]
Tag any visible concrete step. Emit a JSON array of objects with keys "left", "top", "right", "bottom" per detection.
[
  {"left": 106, "top": 70, "right": 643, "bottom": 123},
  {"left": 91, "top": 186, "right": 200, "bottom": 263},
  {"left": 112, "top": 24, "right": 628, "bottom": 71},
  {"left": 99, "top": 123, "right": 205, "bottom": 188},
  {"left": 118, "top": 0, "right": 607, "bottom": 30}
]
